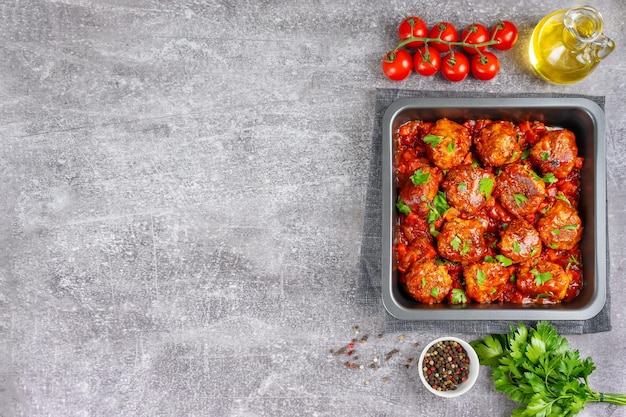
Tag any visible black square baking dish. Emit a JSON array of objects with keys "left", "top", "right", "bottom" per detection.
[{"left": 381, "top": 97, "right": 606, "bottom": 321}]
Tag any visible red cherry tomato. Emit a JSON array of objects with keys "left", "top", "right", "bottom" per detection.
[
  {"left": 470, "top": 51, "right": 500, "bottom": 80},
  {"left": 382, "top": 49, "right": 413, "bottom": 81},
  {"left": 414, "top": 45, "right": 441, "bottom": 76},
  {"left": 398, "top": 16, "right": 428, "bottom": 48},
  {"left": 460, "top": 23, "right": 490, "bottom": 54},
  {"left": 441, "top": 52, "right": 470, "bottom": 82},
  {"left": 429, "top": 21, "right": 458, "bottom": 52},
  {"left": 490, "top": 20, "right": 519, "bottom": 50}
]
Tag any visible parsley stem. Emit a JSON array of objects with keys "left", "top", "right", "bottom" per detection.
[{"left": 590, "top": 392, "right": 626, "bottom": 405}]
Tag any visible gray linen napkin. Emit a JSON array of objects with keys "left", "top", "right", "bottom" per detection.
[{"left": 357, "top": 88, "right": 611, "bottom": 335}]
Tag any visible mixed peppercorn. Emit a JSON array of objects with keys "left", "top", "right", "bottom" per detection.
[{"left": 422, "top": 340, "right": 470, "bottom": 391}]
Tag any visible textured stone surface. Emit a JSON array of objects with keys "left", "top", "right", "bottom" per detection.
[{"left": 1, "top": 1, "right": 625, "bottom": 416}]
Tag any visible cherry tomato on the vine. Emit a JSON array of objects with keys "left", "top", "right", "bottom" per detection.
[
  {"left": 490, "top": 20, "right": 518, "bottom": 50},
  {"left": 460, "top": 23, "right": 490, "bottom": 54},
  {"left": 414, "top": 45, "right": 441, "bottom": 76},
  {"left": 441, "top": 52, "right": 470, "bottom": 82},
  {"left": 398, "top": 16, "right": 428, "bottom": 48},
  {"left": 429, "top": 21, "right": 458, "bottom": 52},
  {"left": 382, "top": 49, "right": 413, "bottom": 81},
  {"left": 470, "top": 51, "right": 500, "bottom": 80}
]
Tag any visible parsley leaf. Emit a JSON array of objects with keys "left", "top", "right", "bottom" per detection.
[
  {"left": 512, "top": 241, "right": 522, "bottom": 253},
  {"left": 423, "top": 134, "right": 443, "bottom": 148},
  {"left": 426, "top": 191, "right": 449, "bottom": 224},
  {"left": 430, "top": 287, "right": 440, "bottom": 298},
  {"left": 496, "top": 254, "right": 513, "bottom": 267},
  {"left": 513, "top": 193, "right": 528, "bottom": 206},
  {"left": 451, "top": 288, "right": 467, "bottom": 304},
  {"left": 541, "top": 152, "right": 550, "bottom": 161},
  {"left": 543, "top": 172, "right": 558, "bottom": 185},
  {"left": 450, "top": 236, "right": 461, "bottom": 251},
  {"left": 457, "top": 182, "right": 467, "bottom": 191},
  {"left": 476, "top": 269, "right": 486, "bottom": 285},
  {"left": 479, "top": 177, "right": 494, "bottom": 200},
  {"left": 395, "top": 197, "right": 411, "bottom": 215},
  {"left": 531, "top": 268, "right": 553, "bottom": 285},
  {"left": 460, "top": 239, "right": 471, "bottom": 256},
  {"left": 410, "top": 168, "right": 430, "bottom": 185}
]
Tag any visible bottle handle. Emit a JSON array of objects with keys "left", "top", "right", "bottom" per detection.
[{"left": 593, "top": 35, "right": 615, "bottom": 60}]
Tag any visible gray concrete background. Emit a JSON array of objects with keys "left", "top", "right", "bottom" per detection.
[{"left": 1, "top": 1, "right": 625, "bottom": 416}]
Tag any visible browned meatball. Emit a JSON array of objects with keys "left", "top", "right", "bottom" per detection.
[
  {"left": 441, "top": 164, "right": 494, "bottom": 215},
  {"left": 437, "top": 217, "right": 488, "bottom": 264},
  {"left": 424, "top": 118, "right": 472, "bottom": 170},
  {"left": 404, "top": 259, "right": 452, "bottom": 304},
  {"left": 464, "top": 262, "right": 510, "bottom": 303},
  {"left": 475, "top": 121, "right": 522, "bottom": 167},
  {"left": 516, "top": 260, "right": 572, "bottom": 302},
  {"left": 536, "top": 199, "right": 583, "bottom": 250},
  {"left": 494, "top": 163, "right": 546, "bottom": 219},
  {"left": 498, "top": 219, "right": 542, "bottom": 263},
  {"left": 398, "top": 162, "right": 444, "bottom": 217},
  {"left": 530, "top": 129, "right": 578, "bottom": 179}
]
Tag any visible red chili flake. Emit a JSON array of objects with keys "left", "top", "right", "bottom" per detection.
[
  {"left": 349, "top": 343, "right": 355, "bottom": 349},
  {"left": 347, "top": 350, "right": 354, "bottom": 356}
]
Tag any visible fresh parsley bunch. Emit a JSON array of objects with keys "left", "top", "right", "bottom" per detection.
[{"left": 471, "top": 321, "right": 626, "bottom": 417}]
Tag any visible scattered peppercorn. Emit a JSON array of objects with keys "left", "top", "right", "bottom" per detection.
[{"left": 422, "top": 340, "right": 470, "bottom": 391}]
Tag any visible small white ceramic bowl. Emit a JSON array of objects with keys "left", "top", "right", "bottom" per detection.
[{"left": 417, "top": 336, "right": 479, "bottom": 398}]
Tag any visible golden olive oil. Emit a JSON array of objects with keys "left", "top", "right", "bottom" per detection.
[{"left": 529, "top": 7, "right": 615, "bottom": 84}]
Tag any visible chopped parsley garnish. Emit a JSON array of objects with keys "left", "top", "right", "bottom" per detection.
[
  {"left": 512, "top": 241, "right": 522, "bottom": 253},
  {"left": 496, "top": 254, "right": 513, "bottom": 267},
  {"left": 555, "top": 193, "right": 571, "bottom": 205},
  {"left": 542, "top": 172, "right": 558, "bottom": 185},
  {"left": 457, "top": 182, "right": 467, "bottom": 191},
  {"left": 513, "top": 193, "right": 528, "bottom": 206},
  {"left": 479, "top": 177, "right": 494, "bottom": 200},
  {"left": 450, "top": 236, "right": 461, "bottom": 251},
  {"left": 476, "top": 269, "right": 486, "bottom": 286},
  {"left": 430, "top": 287, "right": 440, "bottom": 298},
  {"left": 410, "top": 168, "right": 430, "bottom": 185},
  {"left": 541, "top": 151, "right": 550, "bottom": 161},
  {"left": 426, "top": 191, "right": 449, "bottom": 224},
  {"left": 531, "top": 268, "right": 553, "bottom": 285},
  {"left": 451, "top": 288, "right": 467, "bottom": 304},
  {"left": 460, "top": 239, "right": 471, "bottom": 256},
  {"left": 396, "top": 197, "right": 411, "bottom": 215},
  {"left": 423, "top": 134, "right": 443, "bottom": 148}
]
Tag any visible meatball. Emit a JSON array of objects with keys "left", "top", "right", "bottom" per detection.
[
  {"left": 437, "top": 217, "right": 488, "bottom": 264},
  {"left": 398, "top": 162, "right": 444, "bottom": 218},
  {"left": 516, "top": 260, "right": 572, "bottom": 302},
  {"left": 494, "top": 163, "right": 546, "bottom": 219},
  {"left": 442, "top": 164, "right": 494, "bottom": 215},
  {"left": 474, "top": 121, "right": 522, "bottom": 167},
  {"left": 530, "top": 129, "right": 578, "bottom": 179},
  {"left": 536, "top": 199, "right": 583, "bottom": 250},
  {"left": 424, "top": 118, "right": 472, "bottom": 170},
  {"left": 404, "top": 259, "right": 452, "bottom": 304},
  {"left": 498, "top": 219, "right": 542, "bottom": 263},
  {"left": 464, "top": 262, "right": 510, "bottom": 303}
]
